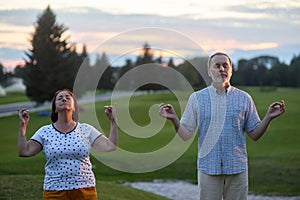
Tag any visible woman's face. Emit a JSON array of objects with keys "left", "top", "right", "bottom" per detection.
[{"left": 55, "top": 90, "right": 75, "bottom": 112}]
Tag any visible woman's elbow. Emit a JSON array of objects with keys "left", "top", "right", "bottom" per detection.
[
  {"left": 18, "top": 151, "right": 30, "bottom": 157},
  {"left": 108, "top": 144, "right": 117, "bottom": 152}
]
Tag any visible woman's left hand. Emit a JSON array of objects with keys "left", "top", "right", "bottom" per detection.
[{"left": 104, "top": 104, "right": 116, "bottom": 123}]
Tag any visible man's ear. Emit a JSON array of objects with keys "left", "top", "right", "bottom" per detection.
[{"left": 207, "top": 69, "right": 212, "bottom": 78}]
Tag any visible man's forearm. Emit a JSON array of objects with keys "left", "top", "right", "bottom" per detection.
[
  {"left": 171, "top": 118, "right": 194, "bottom": 141},
  {"left": 248, "top": 116, "right": 272, "bottom": 141}
]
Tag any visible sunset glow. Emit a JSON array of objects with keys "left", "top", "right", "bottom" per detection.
[{"left": 0, "top": 0, "right": 299, "bottom": 68}]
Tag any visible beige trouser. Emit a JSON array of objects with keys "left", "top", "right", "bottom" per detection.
[{"left": 198, "top": 171, "right": 248, "bottom": 200}]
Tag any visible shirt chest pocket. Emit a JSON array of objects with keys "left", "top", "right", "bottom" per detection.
[{"left": 231, "top": 109, "right": 246, "bottom": 131}]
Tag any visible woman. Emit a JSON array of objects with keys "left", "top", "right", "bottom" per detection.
[{"left": 18, "top": 89, "right": 118, "bottom": 199}]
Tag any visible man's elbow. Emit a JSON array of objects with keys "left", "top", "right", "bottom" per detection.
[{"left": 248, "top": 132, "right": 261, "bottom": 141}]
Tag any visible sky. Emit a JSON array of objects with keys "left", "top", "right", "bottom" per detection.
[{"left": 0, "top": 0, "right": 300, "bottom": 70}]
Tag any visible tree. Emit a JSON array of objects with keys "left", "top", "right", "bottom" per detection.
[
  {"left": 135, "top": 42, "right": 154, "bottom": 66},
  {"left": 74, "top": 44, "right": 94, "bottom": 93},
  {"left": 0, "top": 63, "right": 5, "bottom": 85},
  {"left": 134, "top": 42, "right": 167, "bottom": 91},
  {"left": 23, "top": 6, "right": 81, "bottom": 103},
  {"left": 167, "top": 58, "right": 175, "bottom": 68},
  {"left": 96, "top": 52, "right": 115, "bottom": 90},
  {"left": 289, "top": 54, "right": 300, "bottom": 87},
  {"left": 269, "top": 62, "right": 289, "bottom": 86},
  {"left": 177, "top": 57, "right": 207, "bottom": 89},
  {"left": 235, "top": 56, "right": 280, "bottom": 86}
]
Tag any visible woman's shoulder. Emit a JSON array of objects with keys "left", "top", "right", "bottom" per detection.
[
  {"left": 76, "top": 122, "right": 96, "bottom": 130},
  {"left": 34, "top": 124, "right": 55, "bottom": 136},
  {"left": 37, "top": 124, "right": 53, "bottom": 131}
]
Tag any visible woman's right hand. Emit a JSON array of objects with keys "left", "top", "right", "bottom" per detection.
[{"left": 18, "top": 108, "right": 30, "bottom": 127}]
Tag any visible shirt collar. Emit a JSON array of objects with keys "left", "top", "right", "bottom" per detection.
[{"left": 209, "top": 85, "right": 232, "bottom": 95}]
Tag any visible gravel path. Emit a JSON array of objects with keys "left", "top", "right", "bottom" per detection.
[{"left": 125, "top": 180, "right": 300, "bottom": 200}]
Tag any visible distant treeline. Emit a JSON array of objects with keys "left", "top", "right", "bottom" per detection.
[{"left": 0, "top": 6, "right": 299, "bottom": 104}]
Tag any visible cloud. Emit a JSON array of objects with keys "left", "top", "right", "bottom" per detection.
[
  {"left": 0, "top": 4, "right": 299, "bottom": 68},
  {"left": 0, "top": 9, "right": 40, "bottom": 26}
]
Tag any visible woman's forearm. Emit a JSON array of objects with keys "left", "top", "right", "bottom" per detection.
[
  {"left": 18, "top": 125, "right": 28, "bottom": 156},
  {"left": 109, "top": 120, "right": 118, "bottom": 146}
]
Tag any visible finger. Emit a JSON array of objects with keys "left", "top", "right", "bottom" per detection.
[
  {"left": 280, "top": 100, "right": 285, "bottom": 111},
  {"left": 105, "top": 108, "right": 112, "bottom": 113},
  {"left": 166, "top": 104, "right": 172, "bottom": 108},
  {"left": 104, "top": 107, "right": 112, "bottom": 113},
  {"left": 18, "top": 109, "right": 29, "bottom": 116},
  {"left": 271, "top": 102, "right": 281, "bottom": 108},
  {"left": 159, "top": 103, "right": 165, "bottom": 108}
]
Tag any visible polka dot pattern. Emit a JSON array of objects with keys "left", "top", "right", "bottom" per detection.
[{"left": 31, "top": 123, "right": 102, "bottom": 190}]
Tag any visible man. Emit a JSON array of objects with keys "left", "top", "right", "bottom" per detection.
[{"left": 159, "top": 52, "right": 285, "bottom": 200}]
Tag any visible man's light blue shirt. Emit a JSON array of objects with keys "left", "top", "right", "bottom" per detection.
[{"left": 180, "top": 85, "right": 261, "bottom": 175}]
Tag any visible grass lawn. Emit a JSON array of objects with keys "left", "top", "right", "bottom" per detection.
[
  {"left": 0, "top": 175, "right": 168, "bottom": 200},
  {"left": 0, "top": 87, "right": 299, "bottom": 198},
  {"left": 0, "top": 92, "right": 29, "bottom": 104}
]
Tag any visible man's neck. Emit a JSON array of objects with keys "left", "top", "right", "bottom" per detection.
[{"left": 212, "top": 82, "right": 230, "bottom": 95}]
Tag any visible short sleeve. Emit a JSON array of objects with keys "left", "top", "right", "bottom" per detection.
[
  {"left": 30, "top": 127, "right": 45, "bottom": 147},
  {"left": 245, "top": 95, "right": 261, "bottom": 133},
  {"left": 88, "top": 124, "right": 102, "bottom": 144},
  {"left": 180, "top": 92, "right": 199, "bottom": 132}
]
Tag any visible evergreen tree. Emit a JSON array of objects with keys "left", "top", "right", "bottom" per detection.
[
  {"left": 0, "top": 63, "right": 5, "bottom": 85},
  {"left": 167, "top": 58, "right": 175, "bottom": 68},
  {"left": 75, "top": 44, "right": 93, "bottom": 92},
  {"left": 23, "top": 6, "right": 80, "bottom": 103},
  {"left": 134, "top": 42, "right": 159, "bottom": 91},
  {"left": 96, "top": 52, "right": 115, "bottom": 90},
  {"left": 135, "top": 42, "right": 154, "bottom": 66}
]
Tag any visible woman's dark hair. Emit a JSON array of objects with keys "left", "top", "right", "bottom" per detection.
[{"left": 50, "top": 89, "right": 79, "bottom": 123}]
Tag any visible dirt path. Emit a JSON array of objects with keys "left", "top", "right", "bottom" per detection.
[{"left": 125, "top": 180, "right": 300, "bottom": 200}]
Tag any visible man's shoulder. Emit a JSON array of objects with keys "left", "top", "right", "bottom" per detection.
[
  {"left": 194, "top": 86, "right": 210, "bottom": 94},
  {"left": 230, "top": 86, "right": 253, "bottom": 100},
  {"left": 189, "top": 87, "right": 210, "bottom": 102}
]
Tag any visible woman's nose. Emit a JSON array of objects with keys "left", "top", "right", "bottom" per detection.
[{"left": 219, "top": 65, "right": 225, "bottom": 71}]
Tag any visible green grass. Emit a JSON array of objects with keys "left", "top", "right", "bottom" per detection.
[
  {"left": 241, "top": 87, "right": 300, "bottom": 196},
  {"left": 0, "top": 92, "right": 29, "bottom": 104},
  {"left": 0, "top": 87, "right": 299, "bottom": 198},
  {"left": 0, "top": 175, "right": 167, "bottom": 200}
]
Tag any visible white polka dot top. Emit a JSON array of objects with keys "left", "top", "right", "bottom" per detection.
[{"left": 31, "top": 122, "right": 102, "bottom": 190}]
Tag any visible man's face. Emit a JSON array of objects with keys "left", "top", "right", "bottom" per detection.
[{"left": 208, "top": 54, "right": 232, "bottom": 85}]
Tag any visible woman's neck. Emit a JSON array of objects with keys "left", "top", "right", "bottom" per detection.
[
  {"left": 54, "top": 114, "right": 76, "bottom": 133},
  {"left": 56, "top": 111, "right": 74, "bottom": 124}
]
